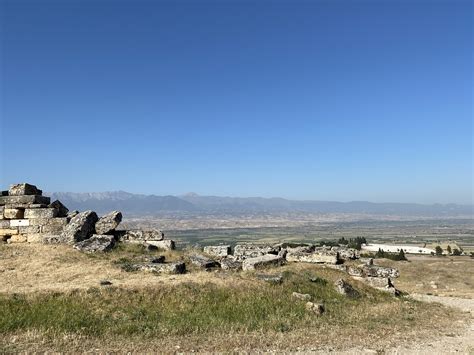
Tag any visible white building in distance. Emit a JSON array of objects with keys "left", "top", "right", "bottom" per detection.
[{"left": 362, "top": 243, "right": 435, "bottom": 255}]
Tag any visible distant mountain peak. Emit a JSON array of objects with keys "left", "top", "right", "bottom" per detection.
[{"left": 183, "top": 192, "right": 200, "bottom": 197}]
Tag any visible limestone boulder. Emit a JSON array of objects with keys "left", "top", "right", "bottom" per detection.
[
  {"left": 0, "top": 195, "right": 50, "bottom": 205},
  {"left": 60, "top": 210, "right": 98, "bottom": 244},
  {"left": 49, "top": 200, "right": 69, "bottom": 217},
  {"left": 95, "top": 211, "right": 122, "bottom": 235},
  {"left": 203, "top": 245, "right": 231, "bottom": 257},
  {"left": 220, "top": 256, "right": 242, "bottom": 271},
  {"left": 4, "top": 208, "right": 24, "bottom": 219},
  {"left": 334, "top": 279, "right": 360, "bottom": 298},
  {"left": 292, "top": 292, "right": 312, "bottom": 301},
  {"left": 127, "top": 262, "right": 186, "bottom": 274},
  {"left": 256, "top": 273, "right": 283, "bottom": 284},
  {"left": 145, "top": 239, "right": 175, "bottom": 250},
  {"left": 286, "top": 250, "right": 340, "bottom": 264},
  {"left": 67, "top": 210, "right": 79, "bottom": 219},
  {"left": 116, "top": 229, "right": 164, "bottom": 242},
  {"left": 361, "top": 265, "right": 400, "bottom": 278},
  {"left": 305, "top": 302, "right": 325, "bottom": 315},
  {"left": 234, "top": 244, "right": 280, "bottom": 260},
  {"left": 356, "top": 276, "right": 401, "bottom": 296},
  {"left": 74, "top": 234, "right": 115, "bottom": 253},
  {"left": 8, "top": 183, "right": 42, "bottom": 196},
  {"left": 189, "top": 254, "right": 219, "bottom": 269},
  {"left": 24, "top": 208, "right": 58, "bottom": 219},
  {"left": 242, "top": 254, "right": 285, "bottom": 271}
]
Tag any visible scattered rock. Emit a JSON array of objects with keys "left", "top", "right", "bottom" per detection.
[
  {"left": 189, "top": 254, "right": 219, "bottom": 269},
  {"left": 334, "top": 279, "right": 359, "bottom": 298},
  {"left": 145, "top": 239, "right": 175, "bottom": 250},
  {"left": 242, "top": 254, "right": 285, "bottom": 271},
  {"left": 61, "top": 210, "right": 98, "bottom": 244},
  {"left": 305, "top": 302, "right": 325, "bottom": 315},
  {"left": 220, "top": 256, "right": 242, "bottom": 271},
  {"left": 355, "top": 277, "right": 401, "bottom": 296},
  {"left": 95, "top": 211, "right": 122, "bottom": 235},
  {"left": 292, "top": 292, "right": 312, "bottom": 301},
  {"left": 309, "top": 276, "right": 328, "bottom": 285},
  {"left": 256, "top": 273, "right": 283, "bottom": 284},
  {"left": 150, "top": 256, "right": 166, "bottom": 263},
  {"left": 74, "top": 234, "right": 115, "bottom": 253},
  {"left": 127, "top": 262, "right": 186, "bottom": 274},
  {"left": 100, "top": 280, "right": 112, "bottom": 286},
  {"left": 361, "top": 264, "right": 400, "bottom": 278}
]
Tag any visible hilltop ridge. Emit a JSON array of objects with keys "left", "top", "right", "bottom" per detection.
[{"left": 49, "top": 191, "right": 473, "bottom": 216}]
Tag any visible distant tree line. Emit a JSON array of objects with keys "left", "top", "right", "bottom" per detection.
[
  {"left": 434, "top": 245, "right": 463, "bottom": 256},
  {"left": 375, "top": 248, "right": 407, "bottom": 261},
  {"left": 337, "top": 237, "right": 367, "bottom": 250}
]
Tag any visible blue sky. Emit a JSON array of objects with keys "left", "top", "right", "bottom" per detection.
[{"left": 1, "top": 0, "right": 472, "bottom": 204}]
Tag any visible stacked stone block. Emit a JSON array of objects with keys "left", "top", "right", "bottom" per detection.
[{"left": 0, "top": 183, "right": 69, "bottom": 243}]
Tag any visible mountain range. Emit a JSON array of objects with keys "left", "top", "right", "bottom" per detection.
[{"left": 49, "top": 191, "right": 473, "bottom": 217}]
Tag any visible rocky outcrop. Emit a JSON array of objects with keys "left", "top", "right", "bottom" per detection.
[
  {"left": 60, "top": 210, "right": 98, "bottom": 244},
  {"left": 74, "top": 234, "right": 115, "bottom": 253},
  {"left": 95, "top": 211, "right": 122, "bottom": 235},
  {"left": 242, "top": 254, "right": 285, "bottom": 271}
]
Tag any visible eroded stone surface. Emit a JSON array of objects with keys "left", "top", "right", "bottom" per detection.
[
  {"left": 203, "top": 245, "right": 231, "bottom": 257},
  {"left": 334, "top": 279, "right": 360, "bottom": 298},
  {"left": 189, "top": 254, "right": 219, "bottom": 269},
  {"left": 242, "top": 254, "right": 285, "bottom": 271},
  {"left": 8, "top": 183, "right": 42, "bottom": 196},
  {"left": 95, "top": 211, "right": 122, "bottom": 235},
  {"left": 60, "top": 210, "right": 98, "bottom": 244},
  {"left": 74, "top": 234, "right": 115, "bottom": 253},
  {"left": 127, "top": 262, "right": 186, "bottom": 274},
  {"left": 49, "top": 200, "right": 69, "bottom": 218},
  {"left": 234, "top": 244, "right": 280, "bottom": 260}
]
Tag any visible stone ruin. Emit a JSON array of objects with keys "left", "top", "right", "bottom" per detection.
[
  {"left": 1, "top": 183, "right": 401, "bottom": 295},
  {"left": 0, "top": 183, "right": 175, "bottom": 252},
  {"left": 199, "top": 241, "right": 401, "bottom": 295}
]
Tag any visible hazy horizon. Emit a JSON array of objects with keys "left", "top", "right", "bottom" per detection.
[
  {"left": 47, "top": 189, "right": 473, "bottom": 206},
  {"left": 1, "top": 0, "right": 472, "bottom": 205}
]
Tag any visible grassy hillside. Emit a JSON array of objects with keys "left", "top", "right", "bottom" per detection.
[{"left": 0, "top": 244, "right": 469, "bottom": 352}]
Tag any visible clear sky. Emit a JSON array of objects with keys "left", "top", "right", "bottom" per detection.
[{"left": 1, "top": 0, "right": 472, "bottom": 204}]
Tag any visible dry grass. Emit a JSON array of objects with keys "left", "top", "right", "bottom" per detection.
[
  {"left": 374, "top": 255, "right": 474, "bottom": 298},
  {"left": 0, "top": 243, "right": 471, "bottom": 352}
]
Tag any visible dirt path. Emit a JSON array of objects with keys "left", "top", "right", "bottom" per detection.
[{"left": 384, "top": 294, "right": 474, "bottom": 354}]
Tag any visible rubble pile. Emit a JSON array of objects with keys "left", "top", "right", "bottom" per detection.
[{"left": 0, "top": 183, "right": 176, "bottom": 251}]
